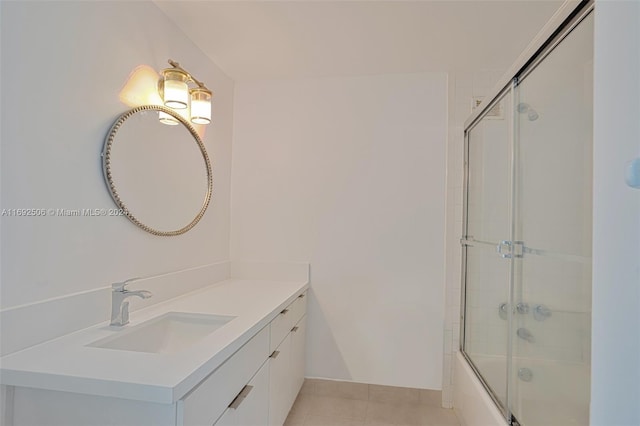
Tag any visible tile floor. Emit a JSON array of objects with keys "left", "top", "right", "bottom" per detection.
[{"left": 284, "top": 379, "right": 460, "bottom": 426}]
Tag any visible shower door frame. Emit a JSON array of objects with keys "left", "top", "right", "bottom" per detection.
[
  {"left": 460, "top": 81, "right": 517, "bottom": 422},
  {"left": 459, "top": 1, "right": 595, "bottom": 425}
]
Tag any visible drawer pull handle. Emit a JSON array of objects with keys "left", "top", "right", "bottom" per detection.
[
  {"left": 291, "top": 326, "right": 299, "bottom": 332},
  {"left": 298, "top": 294, "right": 305, "bottom": 298},
  {"left": 270, "top": 350, "right": 280, "bottom": 359},
  {"left": 280, "top": 308, "right": 289, "bottom": 315},
  {"left": 228, "top": 385, "right": 254, "bottom": 409}
]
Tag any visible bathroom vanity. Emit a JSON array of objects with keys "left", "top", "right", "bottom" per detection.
[{"left": 0, "top": 279, "right": 308, "bottom": 426}]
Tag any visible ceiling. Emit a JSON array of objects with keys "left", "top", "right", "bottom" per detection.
[{"left": 154, "top": 1, "right": 563, "bottom": 81}]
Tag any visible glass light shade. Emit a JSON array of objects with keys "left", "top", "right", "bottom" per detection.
[
  {"left": 190, "top": 88, "right": 212, "bottom": 125},
  {"left": 159, "top": 105, "right": 190, "bottom": 126},
  {"left": 162, "top": 69, "right": 189, "bottom": 109},
  {"left": 159, "top": 111, "right": 179, "bottom": 125}
]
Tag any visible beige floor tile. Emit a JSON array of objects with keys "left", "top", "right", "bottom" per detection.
[
  {"left": 315, "top": 379, "right": 369, "bottom": 400},
  {"left": 422, "top": 407, "right": 460, "bottom": 426},
  {"left": 285, "top": 420, "right": 305, "bottom": 426},
  {"left": 363, "top": 417, "right": 396, "bottom": 426},
  {"left": 337, "top": 382, "right": 369, "bottom": 400},
  {"left": 366, "top": 401, "right": 460, "bottom": 426},
  {"left": 419, "top": 390, "right": 442, "bottom": 407},
  {"left": 313, "top": 379, "right": 340, "bottom": 397},
  {"left": 287, "top": 382, "right": 458, "bottom": 426},
  {"left": 291, "top": 394, "right": 315, "bottom": 415},
  {"left": 365, "top": 401, "right": 395, "bottom": 424},
  {"left": 305, "top": 378, "right": 324, "bottom": 387},
  {"left": 369, "top": 385, "right": 420, "bottom": 404},
  {"left": 308, "top": 396, "right": 368, "bottom": 420},
  {"left": 300, "top": 379, "right": 316, "bottom": 395},
  {"left": 395, "top": 404, "right": 426, "bottom": 426},
  {"left": 285, "top": 410, "right": 307, "bottom": 426},
  {"left": 304, "top": 414, "right": 365, "bottom": 426}
]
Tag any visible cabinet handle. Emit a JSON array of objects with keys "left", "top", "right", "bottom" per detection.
[
  {"left": 280, "top": 308, "right": 289, "bottom": 315},
  {"left": 291, "top": 326, "right": 299, "bottom": 332},
  {"left": 228, "top": 385, "right": 254, "bottom": 409},
  {"left": 298, "top": 294, "right": 305, "bottom": 298},
  {"left": 270, "top": 350, "right": 280, "bottom": 359}
]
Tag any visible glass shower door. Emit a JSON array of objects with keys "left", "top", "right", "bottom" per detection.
[
  {"left": 462, "top": 88, "right": 513, "bottom": 415},
  {"left": 510, "top": 11, "right": 593, "bottom": 426}
]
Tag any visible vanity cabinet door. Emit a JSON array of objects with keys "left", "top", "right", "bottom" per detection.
[
  {"left": 290, "top": 316, "right": 307, "bottom": 398},
  {"left": 179, "top": 326, "right": 269, "bottom": 426},
  {"left": 268, "top": 316, "right": 307, "bottom": 426},
  {"left": 265, "top": 290, "right": 307, "bottom": 426},
  {"left": 215, "top": 360, "right": 269, "bottom": 426},
  {"left": 268, "top": 333, "right": 292, "bottom": 426}
]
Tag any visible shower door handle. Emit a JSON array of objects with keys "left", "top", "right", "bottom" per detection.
[{"left": 497, "top": 241, "right": 512, "bottom": 258}]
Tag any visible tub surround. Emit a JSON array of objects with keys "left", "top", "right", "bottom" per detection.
[
  {"left": 453, "top": 353, "right": 506, "bottom": 426},
  {"left": 0, "top": 266, "right": 309, "bottom": 404}
]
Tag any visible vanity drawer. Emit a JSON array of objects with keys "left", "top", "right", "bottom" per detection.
[
  {"left": 214, "top": 359, "right": 269, "bottom": 426},
  {"left": 270, "top": 304, "right": 294, "bottom": 353},
  {"left": 269, "top": 291, "right": 307, "bottom": 353},
  {"left": 289, "top": 291, "right": 307, "bottom": 325},
  {"left": 179, "top": 325, "right": 269, "bottom": 426}
]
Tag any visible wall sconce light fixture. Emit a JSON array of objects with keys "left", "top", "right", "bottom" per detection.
[{"left": 158, "top": 59, "right": 212, "bottom": 125}]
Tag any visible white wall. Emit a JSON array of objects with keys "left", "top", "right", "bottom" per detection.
[
  {"left": 231, "top": 73, "right": 447, "bottom": 389},
  {"left": 591, "top": 1, "right": 640, "bottom": 424},
  {"left": 0, "top": 1, "right": 233, "bottom": 352}
]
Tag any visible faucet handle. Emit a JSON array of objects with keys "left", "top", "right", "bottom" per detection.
[{"left": 112, "top": 277, "right": 140, "bottom": 292}]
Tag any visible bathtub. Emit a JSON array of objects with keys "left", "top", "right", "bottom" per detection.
[
  {"left": 454, "top": 352, "right": 507, "bottom": 426},
  {"left": 453, "top": 352, "right": 590, "bottom": 426}
]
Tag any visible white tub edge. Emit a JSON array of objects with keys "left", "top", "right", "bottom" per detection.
[{"left": 453, "top": 352, "right": 508, "bottom": 426}]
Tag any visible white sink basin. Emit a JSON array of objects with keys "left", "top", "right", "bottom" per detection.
[{"left": 88, "top": 312, "right": 236, "bottom": 354}]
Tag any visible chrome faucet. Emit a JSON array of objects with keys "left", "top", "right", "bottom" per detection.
[{"left": 110, "top": 279, "right": 153, "bottom": 326}]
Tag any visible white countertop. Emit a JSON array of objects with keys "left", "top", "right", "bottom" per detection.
[{"left": 0, "top": 278, "right": 308, "bottom": 404}]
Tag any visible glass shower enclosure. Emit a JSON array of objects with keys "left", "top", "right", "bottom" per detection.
[{"left": 460, "top": 4, "right": 593, "bottom": 426}]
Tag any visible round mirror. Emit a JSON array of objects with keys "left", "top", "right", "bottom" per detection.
[{"left": 102, "top": 105, "right": 213, "bottom": 236}]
